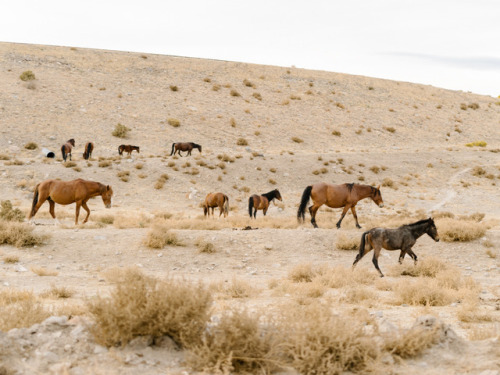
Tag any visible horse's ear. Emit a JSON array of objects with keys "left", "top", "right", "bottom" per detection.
[
  {"left": 376, "top": 185, "right": 380, "bottom": 190},
  {"left": 106, "top": 185, "right": 110, "bottom": 191}
]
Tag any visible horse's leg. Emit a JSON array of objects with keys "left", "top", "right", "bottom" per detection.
[
  {"left": 75, "top": 201, "right": 82, "bottom": 225},
  {"left": 219, "top": 204, "right": 223, "bottom": 217},
  {"left": 372, "top": 246, "right": 384, "bottom": 277},
  {"left": 30, "top": 193, "right": 49, "bottom": 223},
  {"left": 350, "top": 206, "right": 361, "bottom": 229},
  {"left": 405, "top": 247, "right": 418, "bottom": 266},
  {"left": 352, "top": 237, "right": 373, "bottom": 269},
  {"left": 398, "top": 251, "right": 406, "bottom": 264},
  {"left": 82, "top": 200, "right": 91, "bottom": 223},
  {"left": 310, "top": 204, "right": 322, "bottom": 228},
  {"left": 336, "top": 205, "right": 350, "bottom": 229}
]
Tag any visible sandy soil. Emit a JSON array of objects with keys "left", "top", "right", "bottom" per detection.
[{"left": 0, "top": 42, "right": 499, "bottom": 374}]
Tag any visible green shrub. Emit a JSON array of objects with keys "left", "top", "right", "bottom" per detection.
[{"left": 19, "top": 71, "right": 35, "bottom": 81}]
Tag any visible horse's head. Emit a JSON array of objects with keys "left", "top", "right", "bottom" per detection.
[
  {"left": 198, "top": 145, "right": 202, "bottom": 153},
  {"left": 427, "top": 217, "right": 440, "bottom": 242},
  {"left": 101, "top": 185, "right": 113, "bottom": 208},
  {"left": 68, "top": 139, "right": 75, "bottom": 146},
  {"left": 274, "top": 189, "right": 282, "bottom": 201},
  {"left": 137, "top": 147, "right": 140, "bottom": 153},
  {"left": 371, "top": 185, "right": 384, "bottom": 208},
  {"left": 82, "top": 152, "right": 87, "bottom": 159}
]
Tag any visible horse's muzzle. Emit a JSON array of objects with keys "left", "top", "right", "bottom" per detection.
[
  {"left": 379, "top": 203, "right": 384, "bottom": 208},
  {"left": 106, "top": 204, "right": 111, "bottom": 209}
]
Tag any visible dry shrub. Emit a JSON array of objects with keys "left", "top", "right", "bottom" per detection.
[
  {"left": 24, "top": 142, "right": 38, "bottom": 150},
  {"left": 316, "top": 265, "right": 377, "bottom": 289},
  {"left": 88, "top": 268, "right": 211, "bottom": 347},
  {"left": 0, "top": 289, "right": 50, "bottom": 331},
  {"left": 5, "top": 159, "right": 24, "bottom": 166},
  {"left": 437, "top": 218, "right": 487, "bottom": 242},
  {"left": 112, "top": 123, "right": 130, "bottom": 138},
  {"left": 472, "top": 166, "right": 486, "bottom": 176},
  {"left": 457, "top": 303, "right": 497, "bottom": 323},
  {"left": 41, "top": 285, "right": 74, "bottom": 299},
  {"left": 95, "top": 214, "right": 114, "bottom": 225},
  {"left": 288, "top": 263, "right": 316, "bottom": 282},
  {"left": 382, "top": 177, "right": 396, "bottom": 188},
  {"left": 370, "top": 166, "right": 380, "bottom": 174},
  {"left": 394, "top": 256, "right": 449, "bottom": 278},
  {"left": 0, "top": 154, "right": 10, "bottom": 160},
  {"left": 280, "top": 304, "right": 380, "bottom": 375},
  {"left": 168, "top": 118, "right": 180, "bottom": 127},
  {"left": 336, "top": 232, "right": 360, "bottom": 250},
  {"left": 196, "top": 239, "right": 216, "bottom": 254},
  {"left": 291, "top": 137, "right": 303, "bottom": 143},
  {"left": 383, "top": 322, "right": 444, "bottom": 359},
  {"left": 169, "top": 85, "right": 178, "bottom": 91},
  {"left": 230, "top": 89, "right": 241, "bottom": 97},
  {"left": 384, "top": 126, "right": 396, "bottom": 133},
  {"left": 341, "top": 286, "right": 377, "bottom": 304},
  {"left": 236, "top": 138, "right": 248, "bottom": 146},
  {"left": 3, "top": 255, "right": 19, "bottom": 263},
  {"left": 217, "top": 278, "right": 259, "bottom": 299},
  {"left": 0, "top": 220, "right": 48, "bottom": 247},
  {"left": 252, "top": 92, "right": 262, "bottom": 101},
  {"left": 19, "top": 70, "right": 35, "bottom": 81},
  {"left": 98, "top": 160, "right": 112, "bottom": 168},
  {"left": 144, "top": 223, "right": 182, "bottom": 248},
  {"left": 154, "top": 174, "right": 169, "bottom": 189},
  {"left": 64, "top": 161, "right": 77, "bottom": 168},
  {"left": 30, "top": 266, "right": 58, "bottom": 276},
  {"left": 0, "top": 200, "right": 24, "bottom": 222},
  {"left": 187, "top": 309, "right": 280, "bottom": 374},
  {"left": 332, "top": 130, "right": 341, "bottom": 137}
]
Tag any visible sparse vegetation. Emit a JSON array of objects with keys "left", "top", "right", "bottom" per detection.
[
  {"left": 466, "top": 141, "right": 487, "bottom": 147},
  {"left": 144, "top": 223, "right": 182, "bottom": 248},
  {"left": 168, "top": 118, "right": 181, "bottom": 127},
  {"left": 112, "top": 123, "right": 130, "bottom": 138},
  {"left": 24, "top": 142, "right": 38, "bottom": 150},
  {"left": 291, "top": 137, "right": 303, "bottom": 143},
  {"left": 19, "top": 70, "right": 36, "bottom": 81},
  {"left": 0, "top": 220, "right": 48, "bottom": 247},
  {"left": 154, "top": 174, "right": 169, "bottom": 189},
  {"left": 236, "top": 138, "right": 248, "bottom": 146},
  {"left": 0, "top": 200, "right": 24, "bottom": 222}
]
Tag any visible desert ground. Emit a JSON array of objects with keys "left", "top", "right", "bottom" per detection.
[{"left": 0, "top": 42, "right": 499, "bottom": 374}]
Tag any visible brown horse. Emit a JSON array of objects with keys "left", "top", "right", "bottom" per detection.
[
  {"left": 61, "top": 139, "right": 75, "bottom": 162},
  {"left": 203, "top": 192, "right": 229, "bottom": 218},
  {"left": 297, "top": 183, "right": 384, "bottom": 229},
  {"left": 248, "top": 189, "right": 282, "bottom": 218},
  {"left": 352, "top": 218, "right": 440, "bottom": 277},
  {"left": 118, "top": 145, "right": 140, "bottom": 156},
  {"left": 28, "top": 179, "right": 113, "bottom": 225},
  {"left": 83, "top": 142, "right": 94, "bottom": 160},
  {"left": 170, "top": 142, "right": 202, "bottom": 157}
]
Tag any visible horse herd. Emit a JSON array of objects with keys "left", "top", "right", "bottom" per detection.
[{"left": 27, "top": 138, "right": 441, "bottom": 277}]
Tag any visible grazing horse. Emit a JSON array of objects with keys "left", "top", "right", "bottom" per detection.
[
  {"left": 61, "top": 139, "right": 75, "bottom": 162},
  {"left": 170, "top": 142, "right": 202, "bottom": 157},
  {"left": 203, "top": 192, "right": 229, "bottom": 218},
  {"left": 297, "top": 183, "right": 384, "bottom": 229},
  {"left": 28, "top": 179, "right": 113, "bottom": 225},
  {"left": 83, "top": 142, "right": 94, "bottom": 160},
  {"left": 248, "top": 189, "right": 282, "bottom": 218},
  {"left": 352, "top": 218, "right": 440, "bottom": 277},
  {"left": 118, "top": 144, "right": 140, "bottom": 156}
]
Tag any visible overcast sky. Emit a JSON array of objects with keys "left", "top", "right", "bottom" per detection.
[{"left": 2, "top": 0, "right": 499, "bottom": 97}]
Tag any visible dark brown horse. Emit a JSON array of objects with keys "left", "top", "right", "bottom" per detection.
[
  {"left": 28, "top": 179, "right": 113, "bottom": 225},
  {"left": 61, "top": 139, "right": 75, "bottom": 162},
  {"left": 297, "top": 183, "right": 384, "bottom": 229},
  {"left": 352, "top": 218, "right": 440, "bottom": 277},
  {"left": 248, "top": 189, "right": 282, "bottom": 218},
  {"left": 203, "top": 192, "right": 229, "bottom": 218},
  {"left": 83, "top": 142, "right": 94, "bottom": 160},
  {"left": 170, "top": 142, "right": 202, "bottom": 157},
  {"left": 118, "top": 144, "right": 140, "bottom": 156}
]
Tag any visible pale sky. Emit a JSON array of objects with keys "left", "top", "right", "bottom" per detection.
[{"left": 2, "top": 0, "right": 499, "bottom": 97}]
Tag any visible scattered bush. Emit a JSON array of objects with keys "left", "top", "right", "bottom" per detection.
[
  {"left": 243, "top": 79, "right": 255, "bottom": 88},
  {"left": 24, "top": 142, "right": 38, "bottom": 150},
  {"left": 384, "top": 126, "right": 396, "bottom": 133},
  {"left": 144, "top": 223, "right": 182, "bottom": 248},
  {"left": 30, "top": 266, "right": 58, "bottom": 276},
  {"left": 236, "top": 138, "right": 248, "bottom": 146},
  {"left": 117, "top": 170, "right": 130, "bottom": 182},
  {"left": 0, "top": 289, "right": 50, "bottom": 331},
  {"left": 64, "top": 161, "right": 77, "bottom": 168},
  {"left": 0, "top": 220, "right": 48, "bottom": 247},
  {"left": 196, "top": 240, "right": 216, "bottom": 254},
  {"left": 168, "top": 118, "right": 180, "bottom": 127},
  {"left": 291, "top": 137, "right": 303, "bottom": 143},
  {"left": 437, "top": 218, "right": 487, "bottom": 242},
  {"left": 98, "top": 160, "right": 112, "bottom": 168},
  {"left": 19, "top": 71, "right": 36, "bottom": 81},
  {"left": 169, "top": 85, "right": 178, "bottom": 92},
  {"left": 154, "top": 174, "right": 169, "bottom": 189},
  {"left": 336, "top": 233, "right": 360, "bottom": 250},
  {"left": 332, "top": 130, "right": 341, "bottom": 137},
  {"left": 252, "top": 92, "right": 262, "bottom": 101},
  {"left": 466, "top": 141, "right": 487, "bottom": 147},
  {"left": 230, "top": 89, "right": 240, "bottom": 97},
  {"left": 0, "top": 200, "right": 24, "bottom": 222},
  {"left": 89, "top": 268, "right": 211, "bottom": 347},
  {"left": 112, "top": 123, "right": 130, "bottom": 138}
]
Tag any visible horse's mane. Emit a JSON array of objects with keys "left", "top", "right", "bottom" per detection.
[
  {"left": 190, "top": 142, "right": 201, "bottom": 148},
  {"left": 262, "top": 189, "right": 279, "bottom": 200},
  {"left": 346, "top": 183, "right": 354, "bottom": 192},
  {"left": 403, "top": 218, "right": 432, "bottom": 227}
]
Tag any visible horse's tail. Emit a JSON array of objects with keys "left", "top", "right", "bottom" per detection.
[
  {"left": 223, "top": 195, "right": 229, "bottom": 216},
  {"left": 61, "top": 145, "right": 66, "bottom": 161},
  {"left": 29, "top": 184, "right": 40, "bottom": 219},
  {"left": 170, "top": 143, "right": 176, "bottom": 156},
  {"left": 118, "top": 145, "right": 123, "bottom": 155},
  {"left": 85, "top": 142, "right": 92, "bottom": 159},
  {"left": 297, "top": 185, "right": 313, "bottom": 222},
  {"left": 248, "top": 196, "right": 254, "bottom": 218},
  {"left": 354, "top": 231, "right": 370, "bottom": 265}
]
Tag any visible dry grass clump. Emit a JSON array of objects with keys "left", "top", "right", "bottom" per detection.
[
  {"left": 0, "top": 154, "right": 10, "bottom": 160},
  {"left": 41, "top": 285, "right": 74, "bottom": 299},
  {"left": 436, "top": 218, "right": 487, "bottom": 242},
  {"left": 0, "top": 289, "right": 50, "bottom": 331},
  {"left": 252, "top": 92, "right": 262, "bottom": 101},
  {"left": 154, "top": 174, "right": 169, "bottom": 189},
  {"left": 472, "top": 166, "right": 486, "bottom": 176},
  {"left": 3, "top": 255, "right": 19, "bottom": 263},
  {"left": 64, "top": 161, "right": 77, "bottom": 168},
  {"left": 30, "top": 266, "right": 58, "bottom": 276},
  {"left": 0, "top": 200, "right": 24, "bottom": 222},
  {"left": 5, "top": 159, "right": 24, "bottom": 166},
  {"left": 230, "top": 89, "right": 241, "bottom": 97},
  {"left": 466, "top": 141, "right": 487, "bottom": 147},
  {"left": 117, "top": 170, "right": 130, "bottom": 182},
  {"left": 382, "top": 177, "right": 396, "bottom": 189},
  {"left": 216, "top": 278, "right": 259, "bottom": 299},
  {"left": 217, "top": 153, "right": 235, "bottom": 163},
  {"left": 317, "top": 265, "right": 378, "bottom": 289},
  {"left": 19, "top": 70, "right": 36, "bottom": 81},
  {"left": 369, "top": 166, "right": 380, "bottom": 174},
  {"left": 196, "top": 239, "right": 216, "bottom": 254},
  {"left": 112, "top": 123, "right": 130, "bottom": 138},
  {"left": 0, "top": 220, "right": 48, "bottom": 247},
  {"left": 384, "top": 126, "right": 396, "bottom": 133},
  {"left": 89, "top": 268, "right": 211, "bottom": 347},
  {"left": 98, "top": 160, "right": 112, "bottom": 168},
  {"left": 394, "top": 256, "right": 449, "bottom": 278},
  {"left": 168, "top": 118, "right": 181, "bottom": 127},
  {"left": 169, "top": 85, "right": 178, "bottom": 91},
  {"left": 24, "top": 142, "right": 38, "bottom": 150},
  {"left": 457, "top": 303, "right": 498, "bottom": 323},
  {"left": 291, "top": 136, "right": 303, "bottom": 143},
  {"left": 95, "top": 214, "right": 115, "bottom": 225},
  {"left": 288, "top": 263, "right": 317, "bottom": 282},
  {"left": 280, "top": 304, "right": 380, "bottom": 375},
  {"left": 336, "top": 232, "right": 360, "bottom": 250},
  {"left": 187, "top": 309, "right": 279, "bottom": 374},
  {"left": 236, "top": 138, "right": 248, "bottom": 146},
  {"left": 144, "top": 223, "right": 182, "bottom": 248}
]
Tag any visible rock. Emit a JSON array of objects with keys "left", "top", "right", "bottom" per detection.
[
  {"left": 43, "top": 316, "right": 68, "bottom": 327},
  {"left": 126, "top": 335, "right": 153, "bottom": 350},
  {"left": 94, "top": 345, "right": 108, "bottom": 354},
  {"left": 153, "top": 335, "right": 178, "bottom": 350},
  {"left": 14, "top": 265, "right": 28, "bottom": 272}
]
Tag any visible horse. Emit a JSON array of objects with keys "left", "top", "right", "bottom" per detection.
[
  {"left": 83, "top": 142, "right": 94, "bottom": 160},
  {"left": 118, "top": 144, "right": 140, "bottom": 156},
  {"left": 352, "top": 218, "right": 440, "bottom": 277},
  {"left": 170, "top": 142, "right": 202, "bottom": 157},
  {"left": 203, "top": 192, "right": 229, "bottom": 218},
  {"left": 248, "top": 189, "right": 282, "bottom": 218},
  {"left": 28, "top": 179, "right": 113, "bottom": 225},
  {"left": 297, "top": 183, "right": 384, "bottom": 229},
  {"left": 61, "top": 139, "right": 75, "bottom": 162}
]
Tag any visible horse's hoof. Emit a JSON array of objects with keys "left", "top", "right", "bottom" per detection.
[{"left": 356, "top": 225, "right": 362, "bottom": 229}]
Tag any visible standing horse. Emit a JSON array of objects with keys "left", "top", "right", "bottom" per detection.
[
  {"left": 170, "top": 142, "right": 202, "bottom": 157},
  {"left": 61, "top": 139, "right": 75, "bottom": 162},
  {"left": 297, "top": 183, "right": 384, "bottom": 229},
  {"left": 83, "top": 142, "right": 94, "bottom": 160},
  {"left": 248, "top": 189, "right": 282, "bottom": 218},
  {"left": 118, "top": 145, "right": 140, "bottom": 156},
  {"left": 352, "top": 218, "right": 440, "bottom": 277},
  {"left": 203, "top": 192, "right": 229, "bottom": 218},
  {"left": 28, "top": 179, "right": 113, "bottom": 225}
]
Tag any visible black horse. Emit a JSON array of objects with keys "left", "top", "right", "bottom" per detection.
[
  {"left": 352, "top": 218, "right": 440, "bottom": 277},
  {"left": 248, "top": 189, "right": 282, "bottom": 218}
]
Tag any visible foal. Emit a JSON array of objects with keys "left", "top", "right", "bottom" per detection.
[
  {"left": 352, "top": 218, "right": 440, "bottom": 277},
  {"left": 61, "top": 139, "right": 75, "bottom": 162}
]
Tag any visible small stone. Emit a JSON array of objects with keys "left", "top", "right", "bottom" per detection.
[
  {"left": 94, "top": 345, "right": 107, "bottom": 354},
  {"left": 43, "top": 316, "right": 68, "bottom": 326}
]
